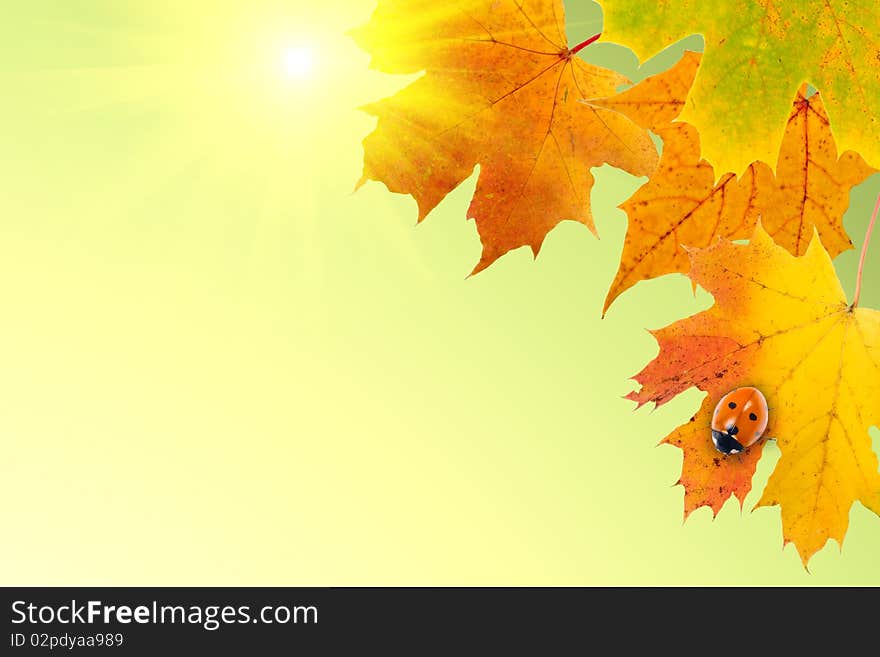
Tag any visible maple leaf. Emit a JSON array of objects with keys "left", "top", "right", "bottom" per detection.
[
  {"left": 628, "top": 223, "right": 880, "bottom": 565},
  {"left": 587, "top": 49, "right": 701, "bottom": 133},
  {"left": 351, "top": 0, "right": 659, "bottom": 273},
  {"left": 597, "top": 0, "right": 880, "bottom": 175},
  {"left": 601, "top": 84, "right": 875, "bottom": 314}
]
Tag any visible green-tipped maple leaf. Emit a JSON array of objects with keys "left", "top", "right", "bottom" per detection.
[{"left": 598, "top": 0, "right": 880, "bottom": 175}]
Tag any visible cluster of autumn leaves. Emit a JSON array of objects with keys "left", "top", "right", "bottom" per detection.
[{"left": 353, "top": 0, "right": 880, "bottom": 566}]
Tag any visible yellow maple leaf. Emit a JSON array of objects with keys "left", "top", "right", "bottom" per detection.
[
  {"left": 351, "top": 0, "right": 658, "bottom": 273},
  {"left": 628, "top": 222, "right": 880, "bottom": 565}
]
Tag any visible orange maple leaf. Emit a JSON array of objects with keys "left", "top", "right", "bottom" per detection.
[
  {"left": 628, "top": 224, "right": 880, "bottom": 566},
  {"left": 351, "top": 0, "right": 659, "bottom": 273},
  {"left": 599, "top": 80, "right": 875, "bottom": 314},
  {"left": 587, "top": 50, "right": 701, "bottom": 133}
]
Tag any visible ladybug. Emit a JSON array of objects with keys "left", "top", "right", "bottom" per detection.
[{"left": 711, "top": 387, "right": 768, "bottom": 455}]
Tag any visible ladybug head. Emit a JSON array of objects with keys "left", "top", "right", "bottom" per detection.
[{"left": 712, "top": 429, "right": 745, "bottom": 455}]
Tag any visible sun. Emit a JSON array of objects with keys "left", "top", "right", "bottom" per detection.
[{"left": 282, "top": 46, "right": 315, "bottom": 80}]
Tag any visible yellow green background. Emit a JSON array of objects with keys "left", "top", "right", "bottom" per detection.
[{"left": 2, "top": 0, "right": 879, "bottom": 585}]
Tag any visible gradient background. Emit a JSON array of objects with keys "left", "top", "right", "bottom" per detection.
[{"left": 1, "top": 0, "right": 879, "bottom": 585}]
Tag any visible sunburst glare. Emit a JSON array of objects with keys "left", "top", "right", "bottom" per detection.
[{"left": 282, "top": 45, "right": 316, "bottom": 80}]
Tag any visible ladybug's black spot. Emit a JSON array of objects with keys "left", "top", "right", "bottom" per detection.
[
  {"left": 728, "top": 402, "right": 737, "bottom": 409},
  {"left": 749, "top": 412, "right": 758, "bottom": 421},
  {"left": 728, "top": 425, "right": 739, "bottom": 436}
]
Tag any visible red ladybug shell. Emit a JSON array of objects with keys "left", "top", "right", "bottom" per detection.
[{"left": 711, "top": 387, "right": 768, "bottom": 455}]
